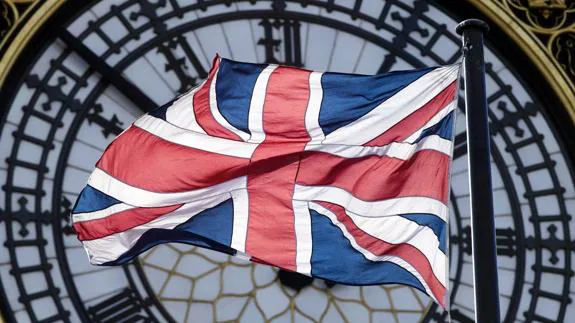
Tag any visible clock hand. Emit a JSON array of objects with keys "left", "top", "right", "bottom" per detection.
[{"left": 58, "top": 28, "right": 157, "bottom": 114}]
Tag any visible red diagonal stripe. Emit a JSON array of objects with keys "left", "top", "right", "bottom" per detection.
[
  {"left": 316, "top": 201, "right": 445, "bottom": 306},
  {"left": 246, "top": 67, "right": 312, "bottom": 271},
  {"left": 97, "top": 126, "right": 250, "bottom": 193},
  {"left": 74, "top": 204, "right": 182, "bottom": 241},
  {"left": 297, "top": 150, "right": 450, "bottom": 204},
  {"left": 366, "top": 81, "right": 457, "bottom": 146},
  {"left": 193, "top": 56, "right": 242, "bottom": 141}
]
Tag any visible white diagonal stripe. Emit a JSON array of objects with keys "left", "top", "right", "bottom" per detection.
[
  {"left": 308, "top": 202, "right": 440, "bottom": 305},
  {"left": 308, "top": 201, "right": 446, "bottom": 287},
  {"left": 88, "top": 168, "right": 247, "bottom": 208},
  {"left": 294, "top": 185, "right": 448, "bottom": 221},
  {"left": 165, "top": 80, "right": 207, "bottom": 134},
  {"left": 344, "top": 207, "right": 445, "bottom": 287},
  {"left": 82, "top": 193, "right": 231, "bottom": 265},
  {"left": 73, "top": 203, "right": 134, "bottom": 223},
  {"left": 404, "top": 101, "right": 457, "bottom": 143},
  {"left": 322, "top": 65, "right": 459, "bottom": 145},
  {"left": 134, "top": 115, "right": 257, "bottom": 158},
  {"left": 305, "top": 135, "right": 452, "bottom": 159}
]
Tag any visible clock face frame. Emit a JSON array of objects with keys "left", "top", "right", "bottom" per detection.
[{"left": 1, "top": 0, "right": 574, "bottom": 322}]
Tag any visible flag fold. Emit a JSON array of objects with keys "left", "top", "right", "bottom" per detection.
[{"left": 72, "top": 55, "right": 459, "bottom": 307}]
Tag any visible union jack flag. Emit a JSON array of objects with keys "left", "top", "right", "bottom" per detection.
[{"left": 72, "top": 56, "right": 459, "bottom": 307}]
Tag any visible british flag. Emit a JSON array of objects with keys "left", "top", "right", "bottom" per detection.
[{"left": 72, "top": 56, "right": 459, "bottom": 307}]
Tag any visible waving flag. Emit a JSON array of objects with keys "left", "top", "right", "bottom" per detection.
[{"left": 72, "top": 56, "right": 459, "bottom": 307}]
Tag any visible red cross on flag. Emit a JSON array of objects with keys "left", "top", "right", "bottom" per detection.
[{"left": 72, "top": 55, "right": 459, "bottom": 307}]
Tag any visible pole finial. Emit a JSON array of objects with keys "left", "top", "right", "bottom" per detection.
[{"left": 456, "top": 19, "right": 489, "bottom": 35}]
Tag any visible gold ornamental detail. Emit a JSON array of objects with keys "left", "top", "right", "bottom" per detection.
[
  {"left": 0, "top": 0, "right": 63, "bottom": 86},
  {"left": 518, "top": 0, "right": 572, "bottom": 30},
  {"left": 472, "top": 0, "right": 575, "bottom": 122},
  {"left": 1, "top": 1, "right": 18, "bottom": 40},
  {"left": 0, "top": 0, "right": 40, "bottom": 49},
  {"left": 504, "top": 0, "right": 575, "bottom": 81}
]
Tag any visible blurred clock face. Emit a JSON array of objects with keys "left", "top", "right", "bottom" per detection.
[{"left": 1, "top": 0, "right": 574, "bottom": 322}]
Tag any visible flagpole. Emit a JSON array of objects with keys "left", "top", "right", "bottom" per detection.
[{"left": 456, "top": 19, "right": 501, "bottom": 323}]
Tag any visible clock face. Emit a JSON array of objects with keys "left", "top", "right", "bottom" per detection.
[{"left": 1, "top": 0, "right": 574, "bottom": 322}]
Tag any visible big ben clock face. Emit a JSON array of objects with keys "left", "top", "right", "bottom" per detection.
[{"left": 1, "top": 0, "right": 574, "bottom": 322}]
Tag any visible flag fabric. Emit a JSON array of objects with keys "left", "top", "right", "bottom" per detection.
[{"left": 72, "top": 55, "right": 459, "bottom": 307}]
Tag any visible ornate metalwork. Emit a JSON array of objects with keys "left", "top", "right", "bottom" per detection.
[
  {"left": 526, "top": 224, "right": 575, "bottom": 264},
  {"left": 130, "top": 0, "right": 208, "bottom": 93},
  {"left": 0, "top": 1, "right": 18, "bottom": 40},
  {"left": 550, "top": 30, "right": 575, "bottom": 77},
  {"left": 0, "top": 0, "right": 40, "bottom": 51},
  {"left": 517, "top": 0, "right": 571, "bottom": 27},
  {"left": 496, "top": 0, "right": 575, "bottom": 83},
  {"left": 86, "top": 104, "right": 124, "bottom": 139}
]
